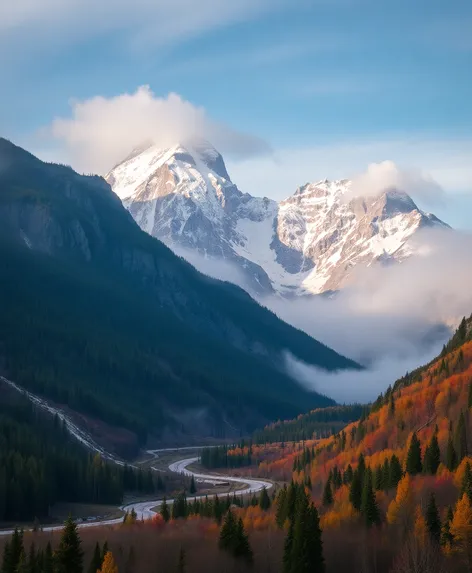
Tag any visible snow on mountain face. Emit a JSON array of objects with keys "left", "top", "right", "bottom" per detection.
[
  {"left": 106, "top": 142, "right": 449, "bottom": 296},
  {"left": 106, "top": 140, "right": 277, "bottom": 293}
]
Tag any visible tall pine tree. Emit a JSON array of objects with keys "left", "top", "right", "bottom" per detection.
[
  {"left": 446, "top": 436, "right": 458, "bottom": 471},
  {"left": 283, "top": 488, "right": 325, "bottom": 573},
  {"left": 54, "top": 516, "right": 84, "bottom": 573},
  {"left": 88, "top": 543, "right": 102, "bottom": 573},
  {"left": 233, "top": 518, "right": 253, "bottom": 565},
  {"left": 349, "top": 470, "right": 362, "bottom": 511},
  {"left": 160, "top": 497, "right": 170, "bottom": 522},
  {"left": 423, "top": 433, "right": 441, "bottom": 475},
  {"left": 322, "top": 479, "right": 333, "bottom": 506},
  {"left": 455, "top": 411, "right": 468, "bottom": 463},
  {"left": 425, "top": 493, "right": 441, "bottom": 544},
  {"left": 361, "top": 470, "right": 380, "bottom": 527},
  {"left": 406, "top": 433, "right": 422, "bottom": 475},
  {"left": 259, "top": 487, "right": 271, "bottom": 511},
  {"left": 389, "top": 455, "right": 403, "bottom": 488},
  {"left": 218, "top": 510, "right": 237, "bottom": 552}
]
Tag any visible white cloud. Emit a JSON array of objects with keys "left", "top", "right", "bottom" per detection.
[
  {"left": 269, "top": 228, "right": 472, "bottom": 401},
  {"left": 45, "top": 86, "right": 271, "bottom": 173},
  {"left": 178, "top": 227, "right": 472, "bottom": 402},
  {"left": 285, "top": 351, "right": 445, "bottom": 404},
  {"left": 227, "top": 136, "right": 472, "bottom": 202},
  {"left": 346, "top": 160, "right": 445, "bottom": 204}
]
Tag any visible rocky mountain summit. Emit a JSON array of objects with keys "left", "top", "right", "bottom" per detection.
[{"left": 107, "top": 140, "right": 449, "bottom": 296}]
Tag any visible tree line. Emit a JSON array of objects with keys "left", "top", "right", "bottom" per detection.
[
  {"left": 0, "top": 391, "right": 163, "bottom": 523},
  {"left": 200, "top": 444, "right": 253, "bottom": 469},
  {"left": 253, "top": 404, "right": 366, "bottom": 444}
]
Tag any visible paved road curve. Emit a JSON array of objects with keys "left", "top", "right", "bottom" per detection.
[
  {"left": 122, "top": 457, "right": 273, "bottom": 520},
  {"left": 0, "top": 456, "right": 273, "bottom": 535}
]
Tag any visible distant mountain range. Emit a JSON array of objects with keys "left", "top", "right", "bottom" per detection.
[
  {"left": 107, "top": 139, "right": 449, "bottom": 296},
  {"left": 0, "top": 138, "right": 360, "bottom": 451}
]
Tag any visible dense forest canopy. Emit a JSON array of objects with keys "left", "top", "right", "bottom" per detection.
[{"left": 0, "top": 384, "right": 160, "bottom": 523}]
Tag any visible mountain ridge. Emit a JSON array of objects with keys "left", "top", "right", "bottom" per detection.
[
  {"left": 0, "top": 137, "right": 359, "bottom": 448},
  {"left": 106, "top": 140, "right": 449, "bottom": 296}
]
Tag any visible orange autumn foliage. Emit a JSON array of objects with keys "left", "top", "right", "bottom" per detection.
[
  {"left": 451, "top": 493, "right": 472, "bottom": 547},
  {"left": 211, "top": 336, "right": 472, "bottom": 542},
  {"left": 387, "top": 474, "right": 414, "bottom": 526},
  {"left": 454, "top": 457, "right": 472, "bottom": 489},
  {"left": 98, "top": 552, "right": 118, "bottom": 573}
]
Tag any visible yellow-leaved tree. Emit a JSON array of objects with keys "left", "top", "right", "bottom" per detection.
[
  {"left": 387, "top": 474, "right": 414, "bottom": 536},
  {"left": 450, "top": 493, "right": 472, "bottom": 570},
  {"left": 98, "top": 551, "right": 118, "bottom": 573}
]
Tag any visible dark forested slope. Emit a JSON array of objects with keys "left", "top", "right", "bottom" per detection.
[
  {"left": 0, "top": 138, "right": 360, "bottom": 445},
  {"left": 0, "top": 381, "right": 156, "bottom": 523}
]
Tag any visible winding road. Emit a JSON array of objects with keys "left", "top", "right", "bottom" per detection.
[
  {"left": 122, "top": 456, "right": 272, "bottom": 520},
  {"left": 0, "top": 455, "right": 273, "bottom": 536}
]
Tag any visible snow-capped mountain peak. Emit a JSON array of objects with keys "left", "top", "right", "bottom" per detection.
[{"left": 106, "top": 143, "right": 450, "bottom": 296}]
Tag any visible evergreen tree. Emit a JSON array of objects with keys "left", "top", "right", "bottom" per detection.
[
  {"left": 259, "top": 487, "right": 271, "bottom": 511},
  {"left": 462, "top": 461, "right": 472, "bottom": 501},
  {"left": 218, "top": 510, "right": 237, "bottom": 552},
  {"left": 406, "top": 433, "right": 422, "bottom": 475},
  {"left": 441, "top": 506, "right": 454, "bottom": 548},
  {"left": 43, "top": 543, "right": 53, "bottom": 573},
  {"left": 425, "top": 493, "right": 441, "bottom": 544},
  {"left": 1, "top": 542, "right": 14, "bottom": 573},
  {"left": 305, "top": 504, "right": 325, "bottom": 573},
  {"left": 15, "top": 549, "right": 28, "bottom": 573},
  {"left": 381, "top": 458, "right": 390, "bottom": 490},
  {"left": 212, "top": 495, "right": 222, "bottom": 524},
  {"left": 388, "top": 393, "right": 395, "bottom": 417},
  {"left": 233, "top": 518, "right": 253, "bottom": 565},
  {"left": 372, "top": 466, "right": 381, "bottom": 490},
  {"left": 322, "top": 479, "right": 333, "bottom": 506},
  {"left": 455, "top": 411, "right": 468, "bottom": 462},
  {"left": 361, "top": 470, "right": 380, "bottom": 527},
  {"left": 283, "top": 489, "right": 325, "bottom": 573},
  {"left": 344, "top": 464, "right": 353, "bottom": 484},
  {"left": 423, "top": 433, "right": 441, "bottom": 475},
  {"left": 160, "top": 497, "right": 170, "bottom": 522},
  {"left": 189, "top": 475, "right": 196, "bottom": 495},
  {"left": 10, "top": 529, "right": 24, "bottom": 571},
  {"left": 285, "top": 482, "right": 299, "bottom": 522},
  {"left": 28, "top": 543, "right": 38, "bottom": 573},
  {"left": 285, "top": 490, "right": 309, "bottom": 573},
  {"left": 54, "top": 516, "right": 84, "bottom": 573},
  {"left": 172, "top": 492, "right": 188, "bottom": 520},
  {"left": 349, "top": 470, "right": 362, "bottom": 511},
  {"left": 389, "top": 455, "right": 402, "bottom": 488},
  {"left": 358, "top": 454, "right": 366, "bottom": 482},
  {"left": 446, "top": 436, "right": 458, "bottom": 471},
  {"left": 282, "top": 515, "right": 295, "bottom": 573},
  {"left": 88, "top": 543, "right": 102, "bottom": 573},
  {"left": 276, "top": 485, "right": 288, "bottom": 528}
]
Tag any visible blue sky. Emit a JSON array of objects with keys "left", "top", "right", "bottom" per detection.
[{"left": 1, "top": 0, "right": 471, "bottom": 227}]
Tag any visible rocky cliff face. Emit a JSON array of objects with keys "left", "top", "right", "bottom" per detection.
[{"left": 107, "top": 141, "right": 450, "bottom": 297}]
